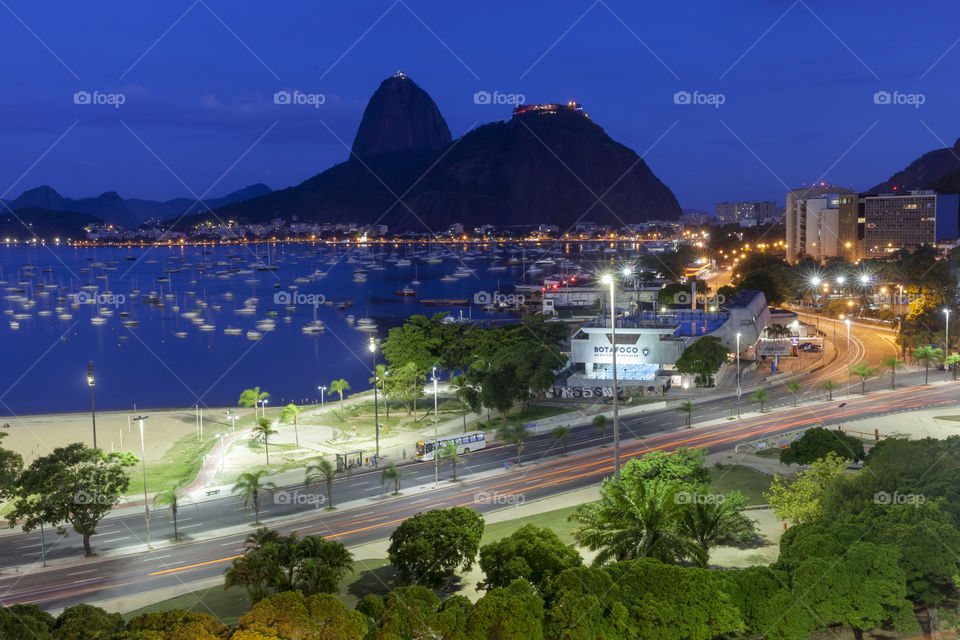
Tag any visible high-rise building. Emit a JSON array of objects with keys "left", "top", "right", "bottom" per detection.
[
  {"left": 716, "top": 200, "right": 777, "bottom": 226},
  {"left": 785, "top": 185, "right": 856, "bottom": 262},
  {"left": 862, "top": 191, "right": 959, "bottom": 256}
]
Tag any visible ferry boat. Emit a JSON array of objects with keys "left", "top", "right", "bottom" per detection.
[{"left": 396, "top": 285, "right": 416, "bottom": 297}]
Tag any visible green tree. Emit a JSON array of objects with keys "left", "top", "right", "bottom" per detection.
[
  {"left": 881, "top": 355, "right": 901, "bottom": 389},
  {"left": 0, "top": 432, "right": 23, "bottom": 501},
  {"left": 387, "top": 507, "right": 484, "bottom": 587},
  {"left": 232, "top": 470, "right": 277, "bottom": 525},
  {"left": 676, "top": 399, "right": 694, "bottom": 428},
  {"left": 570, "top": 478, "right": 703, "bottom": 566},
  {"left": 450, "top": 374, "right": 475, "bottom": 432},
  {"left": 722, "top": 565, "right": 815, "bottom": 640},
  {"left": 53, "top": 604, "right": 125, "bottom": 640},
  {"left": 235, "top": 591, "right": 366, "bottom": 639},
  {"left": 913, "top": 345, "right": 943, "bottom": 385},
  {"left": 779, "top": 427, "right": 865, "bottom": 465},
  {"left": 438, "top": 440, "right": 463, "bottom": 481},
  {"left": 819, "top": 378, "right": 839, "bottom": 400},
  {"left": 947, "top": 353, "right": 960, "bottom": 380},
  {"left": 153, "top": 485, "right": 194, "bottom": 542},
  {"left": 765, "top": 452, "right": 848, "bottom": 524},
  {"left": 7, "top": 444, "right": 136, "bottom": 557},
  {"left": 381, "top": 462, "right": 402, "bottom": 495},
  {"left": 125, "top": 609, "right": 227, "bottom": 638},
  {"left": 0, "top": 603, "right": 54, "bottom": 640},
  {"left": 374, "top": 586, "right": 469, "bottom": 640},
  {"left": 280, "top": 403, "right": 302, "bottom": 447},
  {"left": 591, "top": 414, "right": 609, "bottom": 447},
  {"left": 674, "top": 336, "right": 730, "bottom": 387},
  {"left": 749, "top": 387, "right": 769, "bottom": 412},
  {"left": 253, "top": 417, "right": 278, "bottom": 465},
  {"left": 497, "top": 422, "right": 528, "bottom": 466},
  {"left": 239, "top": 386, "right": 270, "bottom": 420},
  {"left": 305, "top": 456, "right": 346, "bottom": 509},
  {"left": 468, "top": 580, "right": 544, "bottom": 640},
  {"left": 369, "top": 363, "right": 390, "bottom": 421},
  {"left": 551, "top": 425, "right": 570, "bottom": 455},
  {"left": 621, "top": 448, "right": 710, "bottom": 489},
  {"left": 678, "top": 490, "right": 757, "bottom": 566},
  {"left": 786, "top": 381, "right": 801, "bottom": 407},
  {"left": 329, "top": 378, "right": 351, "bottom": 419},
  {"left": 849, "top": 362, "right": 877, "bottom": 395},
  {"left": 478, "top": 524, "right": 582, "bottom": 593}
]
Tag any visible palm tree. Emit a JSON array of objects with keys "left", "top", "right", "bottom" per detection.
[
  {"left": 570, "top": 479, "right": 703, "bottom": 566},
  {"left": 880, "top": 356, "right": 901, "bottom": 389},
  {"left": 304, "top": 456, "right": 346, "bottom": 509},
  {"left": 819, "top": 379, "right": 838, "bottom": 401},
  {"left": 381, "top": 463, "right": 402, "bottom": 495},
  {"left": 592, "top": 414, "right": 609, "bottom": 447},
  {"left": 678, "top": 494, "right": 756, "bottom": 567},
  {"left": 294, "top": 536, "right": 354, "bottom": 595},
  {"left": 153, "top": 485, "right": 193, "bottom": 542},
  {"left": 785, "top": 381, "right": 801, "bottom": 407},
  {"left": 232, "top": 470, "right": 278, "bottom": 525},
  {"left": 438, "top": 441, "right": 463, "bottom": 481},
  {"left": 913, "top": 345, "right": 943, "bottom": 385},
  {"left": 498, "top": 423, "right": 529, "bottom": 466},
  {"left": 253, "top": 417, "right": 278, "bottom": 465},
  {"left": 328, "top": 378, "right": 351, "bottom": 419},
  {"left": 280, "top": 403, "right": 301, "bottom": 447},
  {"left": 450, "top": 374, "right": 473, "bottom": 432},
  {"left": 551, "top": 426, "right": 571, "bottom": 455},
  {"left": 947, "top": 353, "right": 960, "bottom": 381},
  {"left": 849, "top": 363, "right": 877, "bottom": 395},
  {"left": 239, "top": 387, "right": 270, "bottom": 420},
  {"left": 750, "top": 388, "right": 769, "bottom": 413},
  {"left": 676, "top": 400, "right": 694, "bottom": 428}
]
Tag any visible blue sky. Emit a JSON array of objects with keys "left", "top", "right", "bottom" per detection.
[{"left": 0, "top": 0, "right": 958, "bottom": 212}]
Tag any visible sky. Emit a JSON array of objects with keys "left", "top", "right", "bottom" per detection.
[{"left": 0, "top": 0, "right": 959, "bottom": 213}]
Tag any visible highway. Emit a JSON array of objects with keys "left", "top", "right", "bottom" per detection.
[{"left": 1, "top": 372, "right": 957, "bottom": 612}]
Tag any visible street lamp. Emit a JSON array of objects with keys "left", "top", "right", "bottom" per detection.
[
  {"left": 845, "top": 319, "right": 851, "bottom": 398},
  {"left": 945, "top": 309, "right": 951, "bottom": 369},
  {"left": 317, "top": 386, "right": 326, "bottom": 409},
  {"left": 87, "top": 362, "right": 97, "bottom": 449},
  {"left": 432, "top": 366, "right": 439, "bottom": 486},
  {"left": 737, "top": 331, "right": 743, "bottom": 420},
  {"left": 132, "top": 408, "right": 151, "bottom": 549},
  {"left": 369, "top": 337, "right": 380, "bottom": 458},
  {"left": 600, "top": 273, "right": 621, "bottom": 481}
]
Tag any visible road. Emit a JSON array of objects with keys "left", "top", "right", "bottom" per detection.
[{"left": 1, "top": 375, "right": 957, "bottom": 612}]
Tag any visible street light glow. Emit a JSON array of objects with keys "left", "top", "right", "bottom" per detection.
[
  {"left": 600, "top": 274, "right": 613, "bottom": 285},
  {"left": 621, "top": 267, "right": 633, "bottom": 277},
  {"left": 859, "top": 274, "right": 870, "bottom": 284}
]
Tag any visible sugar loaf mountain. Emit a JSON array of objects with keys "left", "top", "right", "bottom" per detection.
[
  {"left": 869, "top": 136, "right": 960, "bottom": 194},
  {"left": 206, "top": 73, "right": 681, "bottom": 231}
]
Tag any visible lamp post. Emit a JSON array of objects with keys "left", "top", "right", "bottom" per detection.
[
  {"left": 737, "top": 331, "right": 743, "bottom": 420},
  {"left": 601, "top": 269, "right": 628, "bottom": 481},
  {"left": 845, "top": 318, "right": 851, "bottom": 398},
  {"left": 369, "top": 338, "right": 379, "bottom": 458},
  {"left": 87, "top": 362, "right": 97, "bottom": 449},
  {"left": 318, "top": 386, "right": 326, "bottom": 409},
  {"left": 432, "top": 366, "right": 439, "bottom": 486},
  {"left": 945, "top": 309, "right": 951, "bottom": 369},
  {"left": 132, "top": 408, "right": 151, "bottom": 549}
]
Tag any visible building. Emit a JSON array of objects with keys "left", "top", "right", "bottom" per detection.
[
  {"left": 564, "top": 290, "right": 770, "bottom": 390},
  {"left": 862, "top": 191, "right": 959, "bottom": 256},
  {"left": 716, "top": 201, "right": 777, "bottom": 226},
  {"left": 785, "top": 185, "right": 856, "bottom": 262}
]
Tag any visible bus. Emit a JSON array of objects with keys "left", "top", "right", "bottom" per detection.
[{"left": 415, "top": 430, "right": 487, "bottom": 461}]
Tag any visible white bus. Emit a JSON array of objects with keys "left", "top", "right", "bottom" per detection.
[{"left": 415, "top": 430, "right": 487, "bottom": 461}]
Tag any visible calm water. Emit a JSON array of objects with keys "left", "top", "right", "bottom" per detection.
[{"left": 0, "top": 242, "right": 543, "bottom": 415}]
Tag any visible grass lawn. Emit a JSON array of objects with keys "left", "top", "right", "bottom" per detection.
[
  {"left": 122, "top": 584, "right": 250, "bottom": 625},
  {"left": 753, "top": 447, "right": 784, "bottom": 459},
  {"left": 133, "top": 432, "right": 223, "bottom": 496},
  {"left": 711, "top": 464, "right": 773, "bottom": 505},
  {"left": 476, "top": 405, "right": 573, "bottom": 430},
  {"left": 934, "top": 415, "right": 960, "bottom": 423},
  {"left": 480, "top": 503, "right": 583, "bottom": 545}
]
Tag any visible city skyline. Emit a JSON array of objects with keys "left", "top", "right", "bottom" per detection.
[{"left": 1, "top": 1, "right": 959, "bottom": 212}]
